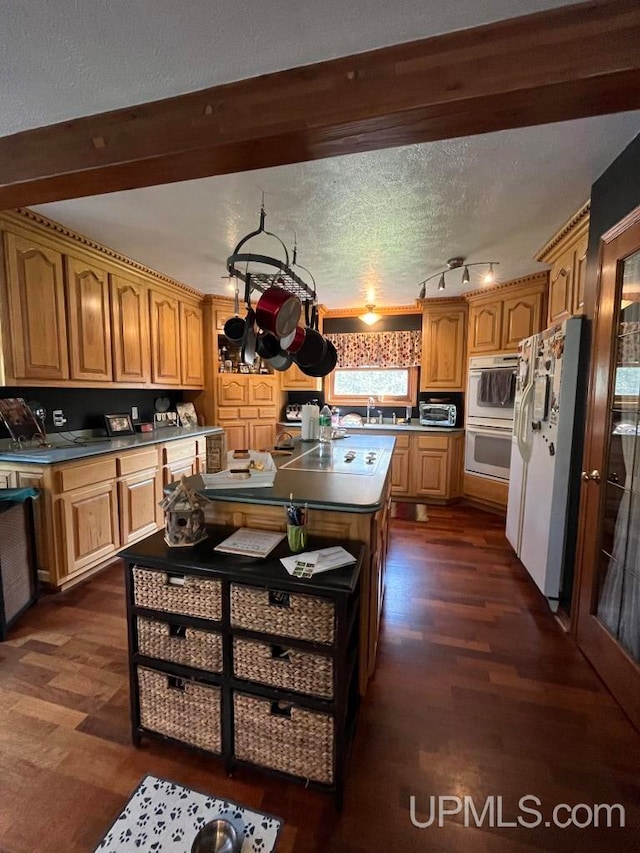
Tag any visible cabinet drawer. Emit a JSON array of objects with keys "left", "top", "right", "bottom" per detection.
[
  {"left": 133, "top": 567, "right": 222, "bottom": 620},
  {"left": 162, "top": 439, "right": 197, "bottom": 464},
  {"left": 233, "top": 637, "right": 334, "bottom": 699},
  {"left": 234, "top": 692, "right": 334, "bottom": 783},
  {"left": 231, "top": 584, "right": 335, "bottom": 645},
  {"left": 56, "top": 457, "right": 117, "bottom": 492},
  {"left": 138, "top": 665, "right": 221, "bottom": 753},
  {"left": 117, "top": 448, "right": 158, "bottom": 476},
  {"left": 257, "top": 407, "right": 277, "bottom": 420},
  {"left": 138, "top": 617, "right": 222, "bottom": 673},
  {"left": 416, "top": 435, "right": 448, "bottom": 451},
  {"left": 392, "top": 434, "right": 411, "bottom": 448},
  {"left": 215, "top": 407, "right": 242, "bottom": 421}
]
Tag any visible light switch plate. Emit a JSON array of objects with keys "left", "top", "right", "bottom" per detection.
[{"left": 131, "top": 406, "right": 139, "bottom": 421}]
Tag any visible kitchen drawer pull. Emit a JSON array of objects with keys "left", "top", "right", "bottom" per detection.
[
  {"left": 268, "top": 591, "right": 290, "bottom": 608},
  {"left": 167, "top": 675, "right": 186, "bottom": 692},
  {"left": 270, "top": 644, "right": 292, "bottom": 661},
  {"left": 168, "top": 624, "right": 187, "bottom": 639},
  {"left": 270, "top": 701, "right": 292, "bottom": 718}
]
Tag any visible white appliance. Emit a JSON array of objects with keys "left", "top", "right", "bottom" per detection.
[
  {"left": 465, "top": 424, "right": 512, "bottom": 481},
  {"left": 506, "top": 317, "right": 586, "bottom": 609},
  {"left": 467, "top": 354, "right": 518, "bottom": 426}
]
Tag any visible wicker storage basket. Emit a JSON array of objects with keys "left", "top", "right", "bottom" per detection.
[
  {"left": 230, "top": 584, "right": 335, "bottom": 645},
  {"left": 233, "top": 692, "right": 334, "bottom": 784},
  {"left": 138, "top": 617, "right": 223, "bottom": 673},
  {"left": 133, "top": 568, "right": 222, "bottom": 620},
  {"left": 233, "top": 637, "right": 333, "bottom": 698},
  {"left": 138, "top": 666, "right": 221, "bottom": 753}
]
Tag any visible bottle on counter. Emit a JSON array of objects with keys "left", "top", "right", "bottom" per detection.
[{"left": 319, "top": 405, "right": 333, "bottom": 443}]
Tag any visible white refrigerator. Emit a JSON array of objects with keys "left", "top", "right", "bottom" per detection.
[{"left": 505, "top": 317, "right": 587, "bottom": 610}]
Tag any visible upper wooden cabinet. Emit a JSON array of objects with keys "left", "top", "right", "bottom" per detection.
[
  {"left": 180, "top": 302, "right": 204, "bottom": 387},
  {"left": 0, "top": 209, "right": 204, "bottom": 388},
  {"left": 279, "top": 361, "right": 321, "bottom": 391},
  {"left": 420, "top": 303, "right": 467, "bottom": 390},
  {"left": 65, "top": 254, "right": 113, "bottom": 382},
  {"left": 536, "top": 202, "right": 590, "bottom": 326},
  {"left": 2, "top": 231, "right": 69, "bottom": 380},
  {"left": 110, "top": 274, "right": 151, "bottom": 384},
  {"left": 149, "top": 289, "right": 181, "bottom": 385},
  {"left": 466, "top": 273, "right": 548, "bottom": 354}
]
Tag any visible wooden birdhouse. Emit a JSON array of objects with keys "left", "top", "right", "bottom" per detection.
[{"left": 159, "top": 477, "right": 209, "bottom": 547}]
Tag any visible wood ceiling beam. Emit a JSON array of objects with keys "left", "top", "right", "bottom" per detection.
[{"left": 1, "top": 0, "right": 639, "bottom": 209}]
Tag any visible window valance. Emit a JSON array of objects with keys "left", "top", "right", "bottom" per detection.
[{"left": 325, "top": 330, "right": 422, "bottom": 369}]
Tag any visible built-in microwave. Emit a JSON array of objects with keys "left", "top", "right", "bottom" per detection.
[{"left": 419, "top": 402, "right": 458, "bottom": 427}]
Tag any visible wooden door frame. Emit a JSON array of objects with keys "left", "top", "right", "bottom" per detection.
[
  {"left": 573, "top": 206, "right": 640, "bottom": 729},
  {"left": 0, "top": 0, "right": 639, "bottom": 209}
]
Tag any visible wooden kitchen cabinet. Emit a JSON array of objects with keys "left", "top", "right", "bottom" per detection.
[
  {"left": 216, "top": 374, "right": 277, "bottom": 451},
  {"left": 390, "top": 437, "right": 411, "bottom": 496},
  {"left": 279, "top": 361, "right": 322, "bottom": 391},
  {"left": 1, "top": 230, "right": 69, "bottom": 381},
  {"left": 466, "top": 273, "right": 548, "bottom": 354},
  {"left": 421, "top": 303, "right": 467, "bottom": 390},
  {"left": 180, "top": 302, "right": 204, "bottom": 387},
  {"left": 119, "top": 470, "right": 161, "bottom": 545},
  {"left": 217, "top": 376, "right": 249, "bottom": 406},
  {"left": 248, "top": 377, "right": 277, "bottom": 405},
  {"left": 0, "top": 470, "right": 17, "bottom": 489},
  {"left": 537, "top": 201, "right": 590, "bottom": 325},
  {"left": 250, "top": 421, "right": 276, "bottom": 450},
  {"left": 65, "top": 253, "right": 113, "bottom": 382},
  {"left": 413, "top": 451, "right": 448, "bottom": 498},
  {"left": 223, "top": 422, "right": 251, "bottom": 451},
  {"left": 57, "top": 481, "right": 120, "bottom": 578},
  {"left": 110, "top": 274, "right": 151, "bottom": 383},
  {"left": 149, "top": 289, "right": 181, "bottom": 385}
]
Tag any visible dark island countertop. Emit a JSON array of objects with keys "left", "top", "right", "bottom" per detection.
[
  {"left": 0, "top": 426, "right": 223, "bottom": 464},
  {"left": 186, "top": 434, "right": 395, "bottom": 514}
]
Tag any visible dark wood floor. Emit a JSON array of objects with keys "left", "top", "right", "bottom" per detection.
[{"left": 1, "top": 505, "right": 639, "bottom": 852}]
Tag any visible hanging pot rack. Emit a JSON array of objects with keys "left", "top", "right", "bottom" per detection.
[{"left": 227, "top": 204, "right": 316, "bottom": 307}]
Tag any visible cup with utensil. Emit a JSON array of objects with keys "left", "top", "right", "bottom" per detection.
[{"left": 285, "top": 494, "right": 308, "bottom": 552}]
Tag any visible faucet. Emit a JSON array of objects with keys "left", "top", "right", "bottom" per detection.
[{"left": 366, "top": 396, "right": 376, "bottom": 424}]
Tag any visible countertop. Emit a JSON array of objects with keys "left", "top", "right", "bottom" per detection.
[
  {"left": 187, "top": 434, "right": 395, "bottom": 514},
  {"left": 0, "top": 426, "right": 223, "bottom": 465},
  {"left": 277, "top": 421, "right": 464, "bottom": 434}
]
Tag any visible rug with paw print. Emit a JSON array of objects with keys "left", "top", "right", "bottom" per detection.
[{"left": 94, "top": 774, "right": 283, "bottom": 852}]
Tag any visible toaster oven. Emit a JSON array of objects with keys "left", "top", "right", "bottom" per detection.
[{"left": 419, "top": 402, "right": 457, "bottom": 427}]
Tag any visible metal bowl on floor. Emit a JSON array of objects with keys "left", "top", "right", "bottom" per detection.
[{"left": 191, "top": 819, "right": 240, "bottom": 853}]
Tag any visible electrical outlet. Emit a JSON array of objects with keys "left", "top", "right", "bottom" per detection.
[
  {"left": 131, "top": 406, "right": 139, "bottom": 422},
  {"left": 52, "top": 409, "right": 67, "bottom": 427}
]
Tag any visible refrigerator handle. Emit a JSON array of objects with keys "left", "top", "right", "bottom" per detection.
[{"left": 517, "top": 381, "right": 535, "bottom": 462}]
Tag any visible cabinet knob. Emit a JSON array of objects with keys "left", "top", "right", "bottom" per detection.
[{"left": 581, "top": 470, "right": 601, "bottom": 483}]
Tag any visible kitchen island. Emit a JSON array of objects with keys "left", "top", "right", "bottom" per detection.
[{"left": 186, "top": 434, "right": 395, "bottom": 694}]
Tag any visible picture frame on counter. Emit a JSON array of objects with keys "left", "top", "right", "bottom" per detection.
[{"left": 104, "top": 413, "right": 135, "bottom": 436}]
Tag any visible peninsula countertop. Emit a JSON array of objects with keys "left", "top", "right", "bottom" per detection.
[
  {"left": 277, "top": 421, "right": 464, "bottom": 434},
  {"left": 188, "top": 434, "right": 395, "bottom": 514},
  {"left": 0, "top": 426, "right": 223, "bottom": 464}
]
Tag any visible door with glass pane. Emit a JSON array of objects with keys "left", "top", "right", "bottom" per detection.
[{"left": 576, "top": 209, "right": 640, "bottom": 730}]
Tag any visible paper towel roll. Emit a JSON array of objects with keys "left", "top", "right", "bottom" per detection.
[{"left": 301, "top": 404, "right": 319, "bottom": 441}]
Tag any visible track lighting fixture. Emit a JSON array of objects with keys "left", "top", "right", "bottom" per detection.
[{"left": 417, "top": 257, "right": 500, "bottom": 296}]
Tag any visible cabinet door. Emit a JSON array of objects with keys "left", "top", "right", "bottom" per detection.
[
  {"left": 57, "top": 481, "right": 120, "bottom": 576},
  {"left": 163, "top": 459, "right": 197, "bottom": 487},
  {"left": 468, "top": 302, "right": 502, "bottom": 353},
  {"left": 250, "top": 420, "right": 276, "bottom": 450},
  {"left": 421, "top": 307, "right": 466, "bottom": 390},
  {"left": 16, "top": 470, "right": 47, "bottom": 577},
  {"left": 573, "top": 243, "right": 587, "bottom": 315},
  {"left": 3, "top": 232, "right": 69, "bottom": 380},
  {"left": 180, "top": 302, "right": 204, "bottom": 387},
  {"left": 412, "top": 450, "right": 448, "bottom": 498},
  {"left": 248, "top": 378, "right": 276, "bottom": 405},
  {"left": 65, "top": 255, "right": 113, "bottom": 381},
  {"left": 224, "top": 422, "right": 250, "bottom": 451},
  {"left": 217, "top": 376, "right": 249, "bottom": 406},
  {"left": 110, "top": 274, "right": 150, "bottom": 383},
  {"left": 0, "top": 470, "right": 17, "bottom": 489},
  {"left": 547, "top": 250, "right": 574, "bottom": 325},
  {"left": 501, "top": 290, "right": 543, "bottom": 351},
  {"left": 390, "top": 446, "right": 411, "bottom": 496},
  {"left": 149, "top": 290, "right": 181, "bottom": 385},
  {"left": 119, "top": 470, "right": 161, "bottom": 545},
  {"left": 280, "top": 361, "right": 321, "bottom": 391}
]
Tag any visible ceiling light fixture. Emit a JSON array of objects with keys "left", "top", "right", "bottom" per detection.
[
  {"left": 360, "top": 304, "right": 382, "bottom": 326},
  {"left": 417, "top": 257, "right": 500, "bottom": 297}
]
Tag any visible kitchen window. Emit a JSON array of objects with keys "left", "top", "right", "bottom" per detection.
[{"left": 326, "top": 367, "right": 418, "bottom": 405}]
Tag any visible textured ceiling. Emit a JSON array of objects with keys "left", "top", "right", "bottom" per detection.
[
  {"left": 0, "top": 0, "right": 587, "bottom": 137},
  {"left": 33, "top": 114, "right": 640, "bottom": 308}
]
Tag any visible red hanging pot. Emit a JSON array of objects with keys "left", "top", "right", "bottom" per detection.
[{"left": 255, "top": 286, "right": 301, "bottom": 338}]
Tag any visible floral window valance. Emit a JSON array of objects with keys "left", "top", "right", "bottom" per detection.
[{"left": 325, "top": 330, "right": 422, "bottom": 369}]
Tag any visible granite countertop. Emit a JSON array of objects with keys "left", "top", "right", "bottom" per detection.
[
  {"left": 277, "top": 421, "right": 464, "bottom": 434},
  {"left": 187, "top": 434, "right": 395, "bottom": 514},
  {"left": 0, "top": 426, "right": 224, "bottom": 465}
]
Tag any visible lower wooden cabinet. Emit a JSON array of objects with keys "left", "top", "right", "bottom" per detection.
[
  {"left": 123, "top": 532, "right": 363, "bottom": 803},
  {"left": 413, "top": 450, "right": 448, "bottom": 498},
  {"left": 57, "top": 481, "right": 120, "bottom": 577},
  {"left": 119, "top": 471, "right": 162, "bottom": 545},
  {"left": 390, "top": 436, "right": 411, "bottom": 496},
  {"left": 216, "top": 375, "right": 277, "bottom": 452}
]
